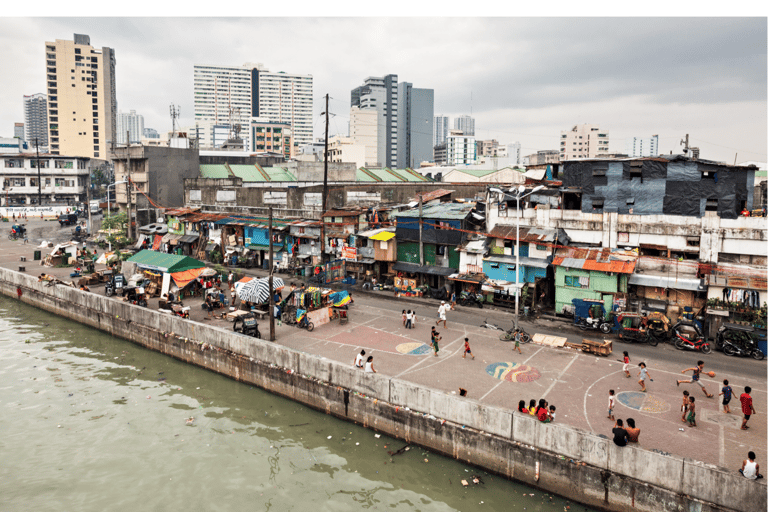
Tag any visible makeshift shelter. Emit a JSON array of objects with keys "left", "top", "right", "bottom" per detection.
[{"left": 126, "top": 250, "right": 206, "bottom": 296}]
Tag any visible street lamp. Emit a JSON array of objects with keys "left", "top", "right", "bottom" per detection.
[
  {"left": 513, "top": 184, "right": 545, "bottom": 330},
  {"left": 106, "top": 180, "right": 128, "bottom": 252}
]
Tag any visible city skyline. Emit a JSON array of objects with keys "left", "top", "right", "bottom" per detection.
[{"left": 0, "top": 16, "right": 765, "bottom": 164}]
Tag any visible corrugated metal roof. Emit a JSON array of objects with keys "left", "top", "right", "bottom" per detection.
[
  {"left": 391, "top": 202, "right": 474, "bottom": 220},
  {"left": 229, "top": 164, "right": 269, "bottom": 182},
  {"left": 126, "top": 250, "right": 205, "bottom": 273},
  {"left": 199, "top": 164, "right": 231, "bottom": 179},
  {"left": 413, "top": 189, "right": 454, "bottom": 202},
  {"left": 488, "top": 225, "right": 561, "bottom": 243},
  {"left": 628, "top": 274, "right": 705, "bottom": 291},
  {"left": 484, "top": 254, "right": 550, "bottom": 269},
  {"left": 263, "top": 166, "right": 296, "bottom": 181},
  {"left": 552, "top": 255, "right": 636, "bottom": 274}
]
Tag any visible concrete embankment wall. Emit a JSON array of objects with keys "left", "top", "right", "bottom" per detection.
[{"left": 1, "top": 268, "right": 764, "bottom": 512}]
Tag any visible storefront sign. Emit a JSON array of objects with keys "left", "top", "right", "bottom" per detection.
[{"left": 341, "top": 246, "right": 357, "bottom": 261}]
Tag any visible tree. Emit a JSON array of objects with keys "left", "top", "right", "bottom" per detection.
[{"left": 102, "top": 211, "right": 128, "bottom": 248}]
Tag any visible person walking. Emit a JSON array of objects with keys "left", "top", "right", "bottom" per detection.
[
  {"left": 436, "top": 301, "right": 448, "bottom": 328},
  {"left": 364, "top": 355, "right": 377, "bottom": 373},
  {"left": 353, "top": 349, "right": 366, "bottom": 369},
  {"left": 432, "top": 331, "right": 441, "bottom": 357},
  {"left": 228, "top": 271, "right": 234, "bottom": 290},
  {"left": 681, "top": 390, "right": 690, "bottom": 422},
  {"left": 450, "top": 290, "right": 457, "bottom": 310},
  {"left": 621, "top": 351, "right": 631, "bottom": 378},
  {"left": 740, "top": 386, "right": 755, "bottom": 430},
  {"left": 402, "top": 309, "right": 407, "bottom": 327},
  {"left": 637, "top": 362, "right": 651, "bottom": 392},
  {"left": 462, "top": 337, "right": 474, "bottom": 360},
  {"left": 405, "top": 310, "right": 413, "bottom": 329},
  {"left": 513, "top": 328, "right": 522, "bottom": 355},
  {"left": 677, "top": 360, "right": 714, "bottom": 398},
  {"left": 608, "top": 389, "right": 616, "bottom": 421},
  {"left": 686, "top": 397, "right": 697, "bottom": 427},
  {"left": 720, "top": 379, "right": 733, "bottom": 414}
]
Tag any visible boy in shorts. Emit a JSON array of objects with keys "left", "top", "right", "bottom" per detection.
[
  {"left": 719, "top": 379, "right": 733, "bottom": 413},
  {"left": 687, "top": 396, "right": 697, "bottom": 427},
  {"left": 513, "top": 328, "right": 522, "bottom": 355},
  {"left": 681, "top": 390, "right": 690, "bottom": 422},
  {"left": 741, "top": 386, "right": 755, "bottom": 430},
  {"left": 462, "top": 337, "right": 474, "bottom": 359},
  {"left": 608, "top": 389, "right": 615, "bottom": 420},
  {"left": 677, "top": 360, "right": 714, "bottom": 398}
]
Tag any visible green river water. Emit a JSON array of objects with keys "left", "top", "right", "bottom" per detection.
[{"left": 0, "top": 297, "right": 593, "bottom": 512}]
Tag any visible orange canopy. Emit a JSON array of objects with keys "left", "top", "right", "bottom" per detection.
[{"left": 171, "top": 267, "right": 206, "bottom": 289}]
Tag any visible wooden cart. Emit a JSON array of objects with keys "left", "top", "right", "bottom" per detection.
[{"left": 581, "top": 338, "right": 612, "bottom": 356}]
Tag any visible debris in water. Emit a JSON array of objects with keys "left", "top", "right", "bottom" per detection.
[{"left": 461, "top": 480, "right": 469, "bottom": 486}]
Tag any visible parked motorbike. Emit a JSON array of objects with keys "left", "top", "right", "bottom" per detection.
[
  {"left": 233, "top": 313, "right": 261, "bottom": 338},
  {"left": 718, "top": 325, "right": 764, "bottom": 360},
  {"left": 459, "top": 292, "right": 484, "bottom": 309},
  {"left": 673, "top": 326, "right": 711, "bottom": 354},
  {"left": 576, "top": 315, "right": 612, "bottom": 334}
]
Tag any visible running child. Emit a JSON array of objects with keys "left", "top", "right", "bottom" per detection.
[
  {"left": 622, "top": 351, "right": 631, "bottom": 378},
  {"left": 637, "top": 362, "right": 650, "bottom": 392},
  {"left": 720, "top": 379, "right": 733, "bottom": 414},
  {"left": 462, "top": 337, "right": 475, "bottom": 359}
]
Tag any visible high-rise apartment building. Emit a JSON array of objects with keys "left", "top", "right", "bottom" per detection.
[
  {"left": 434, "top": 115, "right": 449, "bottom": 146},
  {"left": 625, "top": 135, "right": 659, "bottom": 157},
  {"left": 454, "top": 115, "right": 475, "bottom": 136},
  {"left": 143, "top": 127, "right": 159, "bottom": 139},
  {"left": 446, "top": 130, "right": 476, "bottom": 166},
  {"left": 24, "top": 93, "right": 48, "bottom": 148},
  {"left": 396, "top": 82, "right": 434, "bottom": 168},
  {"left": 14, "top": 123, "right": 24, "bottom": 140},
  {"left": 559, "top": 124, "right": 609, "bottom": 160},
  {"left": 507, "top": 141, "right": 521, "bottom": 165},
  {"left": 45, "top": 34, "right": 116, "bottom": 159},
  {"left": 193, "top": 63, "right": 313, "bottom": 149},
  {"left": 351, "top": 74, "right": 399, "bottom": 167},
  {"left": 350, "top": 106, "right": 378, "bottom": 167},
  {"left": 116, "top": 110, "right": 145, "bottom": 144}
]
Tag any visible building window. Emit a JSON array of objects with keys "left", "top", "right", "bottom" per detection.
[
  {"left": 705, "top": 199, "right": 718, "bottom": 212},
  {"left": 565, "top": 275, "right": 589, "bottom": 288},
  {"left": 591, "top": 198, "right": 604, "bottom": 212}
]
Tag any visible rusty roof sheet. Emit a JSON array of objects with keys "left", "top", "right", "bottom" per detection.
[
  {"left": 412, "top": 189, "right": 455, "bottom": 203},
  {"left": 552, "top": 256, "right": 636, "bottom": 274},
  {"left": 322, "top": 209, "right": 363, "bottom": 217},
  {"left": 489, "top": 225, "right": 561, "bottom": 243}
]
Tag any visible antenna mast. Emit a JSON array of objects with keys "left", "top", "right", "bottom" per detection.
[{"left": 170, "top": 104, "right": 180, "bottom": 138}]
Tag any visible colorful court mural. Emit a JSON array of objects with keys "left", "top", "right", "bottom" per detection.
[
  {"left": 396, "top": 343, "right": 433, "bottom": 355},
  {"left": 485, "top": 362, "right": 541, "bottom": 382},
  {"left": 616, "top": 391, "right": 670, "bottom": 414}
]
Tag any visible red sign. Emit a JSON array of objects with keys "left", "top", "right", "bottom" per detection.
[{"left": 341, "top": 246, "right": 357, "bottom": 261}]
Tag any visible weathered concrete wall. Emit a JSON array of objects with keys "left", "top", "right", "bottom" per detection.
[{"left": 1, "top": 267, "right": 764, "bottom": 512}]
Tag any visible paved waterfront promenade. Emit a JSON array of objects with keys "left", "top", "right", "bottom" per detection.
[{"left": 1, "top": 222, "right": 765, "bottom": 474}]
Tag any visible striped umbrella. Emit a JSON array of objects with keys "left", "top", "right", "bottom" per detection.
[{"left": 237, "top": 279, "right": 269, "bottom": 304}]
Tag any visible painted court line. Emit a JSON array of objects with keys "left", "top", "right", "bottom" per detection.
[
  {"left": 541, "top": 353, "right": 580, "bottom": 399},
  {"left": 478, "top": 346, "right": 546, "bottom": 401}
]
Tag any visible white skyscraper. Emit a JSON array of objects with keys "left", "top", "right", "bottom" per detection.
[
  {"left": 507, "top": 141, "right": 521, "bottom": 165},
  {"left": 454, "top": 115, "right": 475, "bottom": 136},
  {"left": 446, "top": 129, "right": 476, "bottom": 165},
  {"left": 625, "top": 135, "right": 659, "bottom": 157},
  {"left": 434, "top": 115, "right": 449, "bottom": 146},
  {"left": 193, "top": 63, "right": 313, "bottom": 148},
  {"left": 116, "top": 110, "right": 145, "bottom": 144}
]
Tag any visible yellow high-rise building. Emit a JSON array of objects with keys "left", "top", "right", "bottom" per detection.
[{"left": 45, "top": 34, "right": 116, "bottom": 159}]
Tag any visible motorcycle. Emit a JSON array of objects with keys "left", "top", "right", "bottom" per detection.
[
  {"left": 673, "top": 326, "right": 711, "bottom": 354},
  {"left": 718, "top": 325, "right": 764, "bottom": 360},
  {"left": 576, "top": 315, "right": 612, "bottom": 334},
  {"left": 233, "top": 313, "right": 261, "bottom": 338},
  {"left": 459, "top": 291, "right": 484, "bottom": 309}
]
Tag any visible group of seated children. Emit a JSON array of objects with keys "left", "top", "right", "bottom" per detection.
[{"left": 518, "top": 399, "right": 556, "bottom": 423}]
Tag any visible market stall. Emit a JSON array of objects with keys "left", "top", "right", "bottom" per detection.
[
  {"left": 125, "top": 250, "right": 206, "bottom": 299},
  {"left": 279, "top": 286, "right": 343, "bottom": 329}
]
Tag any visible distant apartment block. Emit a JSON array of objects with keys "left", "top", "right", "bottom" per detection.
[
  {"left": 251, "top": 118, "right": 293, "bottom": 159},
  {"left": 193, "top": 63, "right": 313, "bottom": 148},
  {"left": 397, "top": 82, "right": 434, "bottom": 168},
  {"left": 523, "top": 150, "right": 560, "bottom": 166},
  {"left": 351, "top": 74, "right": 399, "bottom": 168},
  {"left": 350, "top": 106, "right": 378, "bottom": 167},
  {"left": 507, "top": 142, "right": 521, "bottom": 165},
  {"left": 560, "top": 124, "right": 609, "bottom": 160},
  {"left": 625, "top": 135, "right": 659, "bottom": 157},
  {"left": 477, "top": 139, "right": 499, "bottom": 157},
  {"left": 45, "top": 34, "right": 117, "bottom": 159},
  {"left": 143, "top": 127, "right": 159, "bottom": 139},
  {"left": 24, "top": 93, "right": 49, "bottom": 148},
  {"left": 434, "top": 115, "right": 449, "bottom": 146},
  {"left": 116, "top": 110, "right": 145, "bottom": 144},
  {"left": 454, "top": 115, "right": 475, "bottom": 136},
  {"left": 446, "top": 130, "right": 476, "bottom": 166},
  {"left": 14, "top": 123, "right": 24, "bottom": 140}
]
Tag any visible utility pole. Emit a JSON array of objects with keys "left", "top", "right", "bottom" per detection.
[
  {"left": 418, "top": 194, "right": 424, "bottom": 267},
  {"left": 268, "top": 206, "right": 275, "bottom": 342},
  {"left": 125, "top": 132, "right": 132, "bottom": 241},
  {"left": 322, "top": 93, "right": 329, "bottom": 214},
  {"left": 35, "top": 138, "right": 42, "bottom": 207}
]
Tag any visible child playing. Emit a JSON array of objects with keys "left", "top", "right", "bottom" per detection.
[
  {"left": 687, "top": 396, "right": 697, "bottom": 427},
  {"left": 462, "top": 337, "right": 475, "bottom": 359},
  {"left": 637, "top": 362, "right": 650, "bottom": 392},
  {"left": 608, "top": 389, "right": 615, "bottom": 420},
  {"left": 402, "top": 310, "right": 406, "bottom": 327},
  {"left": 681, "top": 390, "right": 690, "bottom": 422},
  {"left": 528, "top": 399, "right": 537, "bottom": 416},
  {"left": 720, "top": 379, "right": 733, "bottom": 414},
  {"left": 513, "top": 329, "right": 522, "bottom": 355},
  {"left": 622, "top": 351, "right": 631, "bottom": 378},
  {"left": 548, "top": 405, "right": 556, "bottom": 422}
]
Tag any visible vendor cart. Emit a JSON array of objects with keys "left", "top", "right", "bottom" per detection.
[
  {"left": 331, "top": 307, "right": 349, "bottom": 325},
  {"left": 581, "top": 338, "right": 612, "bottom": 356}
]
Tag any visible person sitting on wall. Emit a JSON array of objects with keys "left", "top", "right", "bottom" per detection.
[{"left": 741, "top": 208, "right": 751, "bottom": 217}]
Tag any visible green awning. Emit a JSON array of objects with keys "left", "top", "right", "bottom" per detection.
[{"left": 126, "top": 249, "right": 206, "bottom": 273}]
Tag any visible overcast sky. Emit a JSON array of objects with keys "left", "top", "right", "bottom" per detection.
[{"left": 1, "top": 16, "right": 766, "bottom": 164}]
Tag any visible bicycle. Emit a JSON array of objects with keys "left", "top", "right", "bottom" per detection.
[{"left": 499, "top": 328, "right": 532, "bottom": 343}]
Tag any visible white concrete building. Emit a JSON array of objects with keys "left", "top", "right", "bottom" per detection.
[
  {"left": 625, "top": 135, "right": 659, "bottom": 157},
  {"left": 255, "top": 67, "right": 313, "bottom": 147},
  {"left": 434, "top": 115, "right": 449, "bottom": 146},
  {"left": 1, "top": 153, "right": 91, "bottom": 206},
  {"left": 559, "top": 124, "right": 609, "bottom": 160},
  {"left": 350, "top": 106, "right": 379, "bottom": 167},
  {"left": 445, "top": 130, "right": 476, "bottom": 166},
  {"left": 328, "top": 135, "right": 366, "bottom": 170},
  {"left": 116, "top": 110, "right": 145, "bottom": 144},
  {"left": 507, "top": 142, "right": 521, "bottom": 165}
]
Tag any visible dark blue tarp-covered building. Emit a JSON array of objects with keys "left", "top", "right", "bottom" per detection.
[{"left": 560, "top": 155, "right": 756, "bottom": 219}]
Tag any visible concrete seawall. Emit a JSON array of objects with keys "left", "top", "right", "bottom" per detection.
[{"left": 1, "top": 268, "right": 764, "bottom": 512}]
